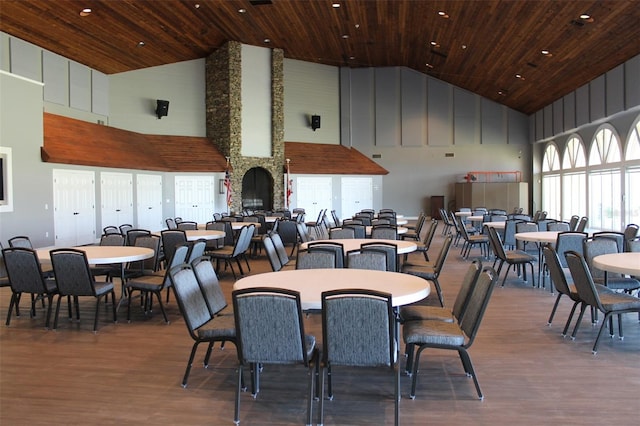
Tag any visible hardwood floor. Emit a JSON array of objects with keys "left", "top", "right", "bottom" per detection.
[{"left": 1, "top": 232, "right": 639, "bottom": 425}]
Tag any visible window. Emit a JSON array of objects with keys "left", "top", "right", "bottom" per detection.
[
  {"left": 541, "top": 144, "right": 561, "bottom": 219},
  {"left": 588, "top": 126, "right": 622, "bottom": 230},
  {"left": 561, "top": 136, "right": 586, "bottom": 221},
  {"left": 625, "top": 117, "right": 640, "bottom": 224}
]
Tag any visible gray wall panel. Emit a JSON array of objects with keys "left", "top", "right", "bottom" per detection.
[
  {"left": 624, "top": 54, "right": 640, "bottom": 109},
  {"left": 606, "top": 64, "right": 625, "bottom": 116},
  {"left": 91, "top": 70, "right": 109, "bottom": 116},
  {"left": 481, "top": 98, "right": 505, "bottom": 144},
  {"left": 543, "top": 104, "right": 553, "bottom": 139},
  {"left": 350, "top": 68, "right": 375, "bottom": 149},
  {"left": 576, "top": 84, "right": 590, "bottom": 126},
  {"left": 553, "top": 99, "right": 563, "bottom": 135},
  {"left": 69, "top": 61, "right": 91, "bottom": 111},
  {"left": 589, "top": 75, "right": 605, "bottom": 121},
  {"left": 43, "top": 51, "right": 68, "bottom": 106},
  {"left": 10, "top": 37, "right": 41, "bottom": 82},
  {"left": 535, "top": 110, "right": 544, "bottom": 141},
  {"left": 563, "top": 92, "right": 576, "bottom": 131},
  {"left": 508, "top": 109, "right": 529, "bottom": 145},
  {"left": 427, "top": 77, "right": 452, "bottom": 146},
  {"left": 375, "top": 68, "right": 401, "bottom": 147},
  {"left": 454, "top": 88, "right": 478, "bottom": 145},
  {"left": 400, "top": 68, "right": 427, "bottom": 147}
]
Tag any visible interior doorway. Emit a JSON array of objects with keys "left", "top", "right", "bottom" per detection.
[{"left": 242, "top": 167, "right": 273, "bottom": 211}]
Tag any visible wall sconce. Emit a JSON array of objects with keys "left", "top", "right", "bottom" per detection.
[
  {"left": 311, "top": 114, "right": 321, "bottom": 131},
  {"left": 218, "top": 179, "right": 225, "bottom": 194}
]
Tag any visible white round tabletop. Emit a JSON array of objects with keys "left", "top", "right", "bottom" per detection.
[
  {"left": 185, "top": 230, "right": 225, "bottom": 241},
  {"left": 593, "top": 252, "right": 640, "bottom": 276},
  {"left": 299, "top": 239, "right": 417, "bottom": 254},
  {"left": 515, "top": 231, "right": 559, "bottom": 244},
  {"left": 229, "top": 222, "right": 260, "bottom": 230},
  {"left": 455, "top": 211, "right": 472, "bottom": 217},
  {"left": 483, "top": 221, "right": 506, "bottom": 229},
  {"left": 233, "top": 268, "right": 430, "bottom": 310},
  {"left": 468, "top": 215, "right": 484, "bottom": 221},
  {"left": 396, "top": 219, "right": 408, "bottom": 226},
  {"left": 37, "top": 246, "right": 154, "bottom": 265}
]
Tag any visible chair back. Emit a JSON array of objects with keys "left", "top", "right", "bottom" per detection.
[
  {"left": 128, "top": 234, "right": 161, "bottom": 273},
  {"left": 576, "top": 216, "right": 588, "bottom": 232},
  {"left": 433, "top": 234, "right": 453, "bottom": 274},
  {"left": 592, "top": 231, "right": 625, "bottom": 253},
  {"left": 103, "top": 226, "right": 120, "bottom": 235},
  {"left": 628, "top": 237, "right": 640, "bottom": 253},
  {"left": 263, "top": 235, "right": 282, "bottom": 271},
  {"left": 166, "top": 218, "right": 177, "bottom": 229},
  {"left": 8, "top": 236, "right": 32, "bottom": 249},
  {"left": 271, "top": 232, "right": 291, "bottom": 267},
  {"left": 296, "top": 250, "right": 336, "bottom": 269},
  {"left": 568, "top": 215, "right": 580, "bottom": 231},
  {"left": 232, "top": 225, "right": 254, "bottom": 257},
  {"left": 451, "top": 260, "right": 483, "bottom": 322},
  {"left": 487, "top": 227, "right": 508, "bottom": 262},
  {"left": 329, "top": 227, "right": 356, "bottom": 239},
  {"left": 177, "top": 221, "right": 198, "bottom": 231},
  {"left": 515, "top": 222, "right": 538, "bottom": 250},
  {"left": 233, "top": 287, "right": 311, "bottom": 365},
  {"left": 331, "top": 210, "right": 341, "bottom": 227},
  {"left": 321, "top": 289, "right": 394, "bottom": 367},
  {"left": 119, "top": 224, "right": 133, "bottom": 236},
  {"left": 548, "top": 221, "right": 570, "bottom": 232},
  {"left": 192, "top": 256, "right": 228, "bottom": 315},
  {"left": 353, "top": 213, "right": 372, "bottom": 226},
  {"left": 583, "top": 237, "right": 621, "bottom": 280},
  {"left": 164, "top": 245, "right": 189, "bottom": 288},
  {"left": 50, "top": 249, "right": 97, "bottom": 296},
  {"left": 421, "top": 219, "right": 438, "bottom": 248},
  {"left": 537, "top": 219, "right": 554, "bottom": 231},
  {"left": 360, "top": 242, "right": 398, "bottom": 272},
  {"left": 161, "top": 230, "right": 188, "bottom": 264},
  {"left": 126, "top": 228, "right": 151, "bottom": 246},
  {"left": 277, "top": 219, "right": 299, "bottom": 247},
  {"left": 169, "top": 264, "right": 212, "bottom": 335},
  {"left": 307, "top": 241, "right": 345, "bottom": 267},
  {"left": 554, "top": 232, "right": 586, "bottom": 267},
  {"left": 2, "top": 247, "right": 50, "bottom": 294},
  {"left": 296, "top": 222, "right": 312, "bottom": 243},
  {"left": 458, "top": 268, "right": 497, "bottom": 346},
  {"left": 187, "top": 240, "right": 207, "bottom": 263},
  {"left": 623, "top": 224, "right": 639, "bottom": 247},
  {"left": 370, "top": 225, "right": 397, "bottom": 240},
  {"left": 502, "top": 219, "right": 520, "bottom": 249},
  {"left": 565, "top": 251, "right": 603, "bottom": 311},
  {"left": 346, "top": 249, "right": 388, "bottom": 271},
  {"left": 343, "top": 224, "right": 366, "bottom": 239},
  {"left": 543, "top": 246, "right": 572, "bottom": 297},
  {"left": 100, "top": 233, "right": 125, "bottom": 247}
]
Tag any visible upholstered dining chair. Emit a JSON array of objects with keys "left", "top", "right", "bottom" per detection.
[
  {"left": 370, "top": 224, "right": 398, "bottom": 240},
  {"left": 403, "top": 267, "right": 497, "bottom": 400},
  {"left": 487, "top": 227, "right": 536, "bottom": 287},
  {"left": 329, "top": 226, "right": 356, "bottom": 239},
  {"left": 3, "top": 247, "right": 58, "bottom": 328},
  {"left": 295, "top": 249, "right": 336, "bottom": 269},
  {"left": 169, "top": 263, "right": 236, "bottom": 388},
  {"left": 50, "top": 248, "right": 117, "bottom": 332},
  {"left": 402, "top": 234, "right": 453, "bottom": 307},
  {"left": 320, "top": 289, "right": 398, "bottom": 426},
  {"left": 232, "top": 287, "right": 318, "bottom": 425},
  {"left": 306, "top": 241, "right": 345, "bottom": 268},
  {"left": 345, "top": 249, "right": 388, "bottom": 271},
  {"left": 583, "top": 237, "right": 640, "bottom": 293},
  {"left": 361, "top": 241, "right": 398, "bottom": 272}
]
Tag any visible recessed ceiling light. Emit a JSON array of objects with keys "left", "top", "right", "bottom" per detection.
[
  {"left": 498, "top": 90, "right": 507, "bottom": 96},
  {"left": 194, "top": 3, "right": 200, "bottom": 8},
  {"left": 349, "top": 56, "right": 355, "bottom": 60},
  {"left": 263, "top": 38, "right": 271, "bottom": 43},
  {"left": 238, "top": 8, "right": 246, "bottom": 13},
  {"left": 438, "top": 11, "right": 449, "bottom": 18},
  {"left": 332, "top": 3, "right": 340, "bottom": 8},
  {"left": 137, "top": 41, "right": 145, "bottom": 47},
  {"left": 515, "top": 74, "right": 525, "bottom": 80},
  {"left": 425, "top": 63, "right": 434, "bottom": 69},
  {"left": 461, "top": 44, "right": 467, "bottom": 49},
  {"left": 541, "top": 49, "right": 551, "bottom": 55},
  {"left": 342, "top": 34, "right": 349, "bottom": 39},
  {"left": 79, "top": 8, "right": 92, "bottom": 16},
  {"left": 580, "top": 13, "right": 591, "bottom": 19}
]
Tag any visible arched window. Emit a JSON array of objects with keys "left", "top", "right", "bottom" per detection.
[
  {"left": 625, "top": 115, "right": 640, "bottom": 224},
  {"left": 541, "top": 143, "right": 561, "bottom": 219},
  {"left": 589, "top": 125, "right": 622, "bottom": 230},
  {"left": 562, "top": 136, "right": 586, "bottom": 220}
]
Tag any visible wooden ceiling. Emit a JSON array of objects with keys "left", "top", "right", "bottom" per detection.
[{"left": 1, "top": 0, "right": 639, "bottom": 114}]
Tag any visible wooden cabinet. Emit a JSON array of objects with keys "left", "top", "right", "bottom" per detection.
[{"left": 455, "top": 182, "right": 528, "bottom": 213}]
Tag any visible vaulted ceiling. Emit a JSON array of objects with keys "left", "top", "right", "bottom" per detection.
[{"left": 1, "top": 0, "right": 639, "bottom": 114}]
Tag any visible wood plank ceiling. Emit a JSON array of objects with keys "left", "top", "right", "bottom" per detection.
[{"left": 1, "top": 0, "right": 639, "bottom": 114}]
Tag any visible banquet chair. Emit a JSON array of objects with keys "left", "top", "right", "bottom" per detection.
[
  {"left": 204, "top": 221, "right": 225, "bottom": 251},
  {"left": 3, "top": 247, "right": 58, "bottom": 328},
  {"left": 515, "top": 222, "right": 539, "bottom": 254},
  {"left": 345, "top": 249, "right": 388, "bottom": 271},
  {"left": 583, "top": 237, "right": 640, "bottom": 293},
  {"left": 295, "top": 249, "right": 336, "bottom": 269},
  {"left": 402, "top": 234, "right": 453, "bottom": 307},
  {"left": 169, "top": 263, "right": 236, "bottom": 388},
  {"left": 305, "top": 209, "right": 327, "bottom": 239},
  {"left": 50, "top": 249, "right": 117, "bottom": 332},
  {"left": 125, "top": 228, "right": 151, "bottom": 246},
  {"left": 177, "top": 221, "right": 198, "bottom": 231},
  {"left": 371, "top": 224, "right": 398, "bottom": 240},
  {"left": 623, "top": 224, "right": 639, "bottom": 250},
  {"left": 165, "top": 218, "right": 178, "bottom": 229},
  {"left": 192, "top": 256, "right": 231, "bottom": 317},
  {"left": 488, "top": 227, "right": 536, "bottom": 287},
  {"left": 161, "top": 229, "right": 188, "bottom": 267},
  {"left": 544, "top": 231, "right": 587, "bottom": 288},
  {"left": 402, "top": 267, "right": 497, "bottom": 400},
  {"left": 306, "top": 241, "right": 345, "bottom": 268},
  {"left": 209, "top": 224, "right": 254, "bottom": 279},
  {"left": 543, "top": 246, "right": 584, "bottom": 335},
  {"left": 592, "top": 231, "right": 625, "bottom": 252},
  {"left": 353, "top": 212, "right": 372, "bottom": 226},
  {"left": 119, "top": 224, "right": 133, "bottom": 236},
  {"left": 8, "top": 236, "right": 33, "bottom": 249},
  {"left": 0, "top": 243, "right": 10, "bottom": 290},
  {"left": 91, "top": 233, "right": 126, "bottom": 282},
  {"left": 548, "top": 221, "right": 571, "bottom": 232},
  {"left": 456, "top": 215, "right": 489, "bottom": 259},
  {"left": 501, "top": 219, "right": 522, "bottom": 250},
  {"left": 103, "top": 225, "right": 120, "bottom": 235},
  {"left": 401, "top": 214, "right": 425, "bottom": 241},
  {"left": 400, "top": 260, "right": 482, "bottom": 326},
  {"left": 277, "top": 219, "right": 300, "bottom": 256},
  {"left": 565, "top": 251, "right": 640, "bottom": 354},
  {"left": 319, "top": 289, "right": 398, "bottom": 426},
  {"left": 628, "top": 237, "right": 640, "bottom": 253},
  {"left": 122, "top": 234, "right": 162, "bottom": 280},
  {"left": 440, "top": 209, "right": 453, "bottom": 235},
  {"left": 262, "top": 235, "right": 283, "bottom": 272},
  {"left": 408, "top": 219, "right": 438, "bottom": 262},
  {"left": 271, "top": 232, "right": 294, "bottom": 269},
  {"left": 124, "top": 245, "right": 189, "bottom": 324},
  {"left": 329, "top": 226, "right": 356, "bottom": 239},
  {"left": 232, "top": 287, "right": 318, "bottom": 425},
  {"left": 361, "top": 241, "right": 398, "bottom": 272},
  {"left": 330, "top": 209, "right": 341, "bottom": 227}
]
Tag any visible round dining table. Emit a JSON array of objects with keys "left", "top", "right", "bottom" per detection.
[
  {"left": 184, "top": 230, "right": 225, "bottom": 241},
  {"left": 233, "top": 268, "right": 430, "bottom": 311},
  {"left": 37, "top": 245, "right": 154, "bottom": 265},
  {"left": 299, "top": 238, "right": 417, "bottom": 254},
  {"left": 592, "top": 252, "right": 640, "bottom": 276},
  {"left": 483, "top": 221, "right": 506, "bottom": 229},
  {"left": 365, "top": 226, "right": 408, "bottom": 236}
]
